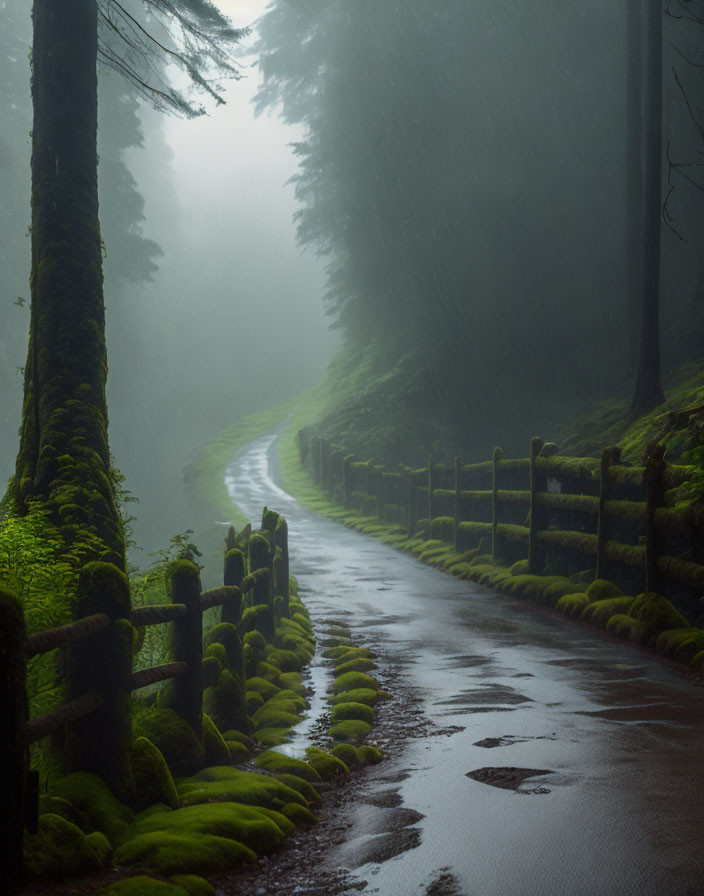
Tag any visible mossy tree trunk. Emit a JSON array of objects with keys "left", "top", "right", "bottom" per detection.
[
  {"left": 13, "top": 0, "right": 124, "bottom": 564},
  {"left": 631, "top": 0, "right": 665, "bottom": 419}
]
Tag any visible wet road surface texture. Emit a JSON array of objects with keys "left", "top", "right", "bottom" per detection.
[{"left": 222, "top": 434, "right": 704, "bottom": 896}]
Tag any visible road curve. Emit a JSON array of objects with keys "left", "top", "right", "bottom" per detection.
[{"left": 224, "top": 433, "right": 704, "bottom": 896}]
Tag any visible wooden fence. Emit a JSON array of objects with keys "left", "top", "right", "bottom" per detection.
[
  {"left": 299, "top": 429, "right": 704, "bottom": 621},
  {"left": 2, "top": 515, "right": 288, "bottom": 888}
]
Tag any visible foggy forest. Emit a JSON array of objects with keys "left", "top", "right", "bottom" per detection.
[{"left": 2, "top": 1, "right": 704, "bottom": 894}]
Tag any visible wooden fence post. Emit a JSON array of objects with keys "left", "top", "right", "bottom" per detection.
[
  {"left": 453, "top": 457, "right": 461, "bottom": 551},
  {"left": 491, "top": 447, "right": 503, "bottom": 561},
  {"left": 407, "top": 469, "right": 418, "bottom": 537},
  {"left": 596, "top": 447, "right": 620, "bottom": 580},
  {"left": 427, "top": 453, "right": 434, "bottom": 524},
  {"left": 273, "top": 516, "right": 290, "bottom": 618},
  {"left": 528, "top": 438, "right": 546, "bottom": 573},
  {"left": 170, "top": 560, "right": 203, "bottom": 739},
  {"left": 645, "top": 443, "right": 665, "bottom": 592},
  {"left": 222, "top": 548, "right": 245, "bottom": 627},
  {"left": 1, "top": 586, "right": 28, "bottom": 891},
  {"left": 68, "top": 562, "right": 132, "bottom": 794}
]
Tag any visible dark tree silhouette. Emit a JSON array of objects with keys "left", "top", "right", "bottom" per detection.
[
  {"left": 11, "top": 0, "right": 243, "bottom": 565},
  {"left": 631, "top": 0, "right": 666, "bottom": 418}
]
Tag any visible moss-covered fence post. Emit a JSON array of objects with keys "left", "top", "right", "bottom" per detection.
[
  {"left": 67, "top": 562, "right": 132, "bottom": 794},
  {"left": 273, "top": 516, "right": 290, "bottom": 618},
  {"left": 427, "top": 454, "right": 434, "bottom": 526},
  {"left": 223, "top": 548, "right": 246, "bottom": 627},
  {"left": 596, "top": 447, "right": 620, "bottom": 580},
  {"left": 1, "top": 587, "right": 28, "bottom": 890},
  {"left": 491, "top": 447, "right": 503, "bottom": 561},
  {"left": 644, "top": 443, "right": 665, "bottom": 592},
  {"left": 407, "top": 469, "right": 418, "bottom": 537},
  {"left": 169, "top": 560, "right": 203, "bottom": 739},
  {"left": 248, "top": 533, "right": 273, "bottom": 608},
  {"left": 453, "top": 457, "right": 461, "bottom": 551},
  {"left": 378, "top": 469, "right": 386, "bottom": 521},
  {"left": 343, "top": 454, "right": 354, "bottom": 508},
  {"left": 311, "top": 435, "right": 321, "bottom": 484},
  {"left": 528, "top": 438, "right": 546, "bottom": 574}
]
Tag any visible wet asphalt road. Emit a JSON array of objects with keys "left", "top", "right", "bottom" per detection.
[{"left": 224, "top": 434, "right": 704, "bottom": 896}]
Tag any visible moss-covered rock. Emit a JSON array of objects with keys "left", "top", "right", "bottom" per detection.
[
  {"left": 329, "top": 719, "right": 372, "bottom": 745},
  {"left": 356, "top": 745, "right": 384, "bottom": 765},
  {"left": 178, "top": 767, "right": 305, "bottom": 810},
  {"left": 272, "top": 774, "right": 321, "bottom": 805},
  {"left": 86, "top": 830, "right": 112, "bottom": 867},
  {"left": 329, "top": 743, "right": 360, "bottom": 768},
  {"left": 305, "top": 747, "right": 349, "bottom": 781},
  {"left": 330, "top": 701, "right": 374, "bottom": 725},
  {"left": 334, "top": 656, "right": 375, "bottom": 676},
  {"left": 203, "top": 669, "right": 249, "bottom": 735},
  {"left": 113, "top": 831, "right": 254, "bottom": 876},
  {"left": 123, "top": 801, "right": 288, "bottom": 855},
  {"left": 169, "top": 876, "right": 215, "bottom": 896},
  {"left": 333, "top": 671, "right": 380, "bottom": 693},
  {"left": 509, "top": 559, "right": 530, "bottom": 576},
  {"left": 134, "top": 708, "right": 205, "bottom": 777},
  {"left": 255, "top": 751, "right": 322, "bottom": 783},
  {"left": 556, "top": 592, "right": 589, "bottom": 617},
  {"left": 581, "top": 596, "right": 635, "bottom": 628},
  {"left": 255, "top": 660, "right": 283, "bottom": 684},
  {"left": 38, "top": 795, "right": 83, "bottom": 827},
  {"left": 252, "top": 708, "right": 303, "bottom": 731},
  {"left": 24, "top": 814, "right": 102, "bottom": 877},
  {"left": 201, "top": 656, "right": 222, "bottom": 688},
  {"left": 226, "top": 740, "right": 250, "bottom": 763},
  {"left": 279, "top": 671, "right": 306, "bottom": 695},
  {"left": 101, "top": 875, "right": 190, "bottom": 896},
  {"left": 585, "top": 579, "right": 623, "bottom": 602},
  {"left": 204, "top": 623, "right": 244, "bottom": 677},
  {"left": 130, "top": 737, "right": 180, "bottom": 812},
  {"left": 246, "top": 675, "right": 279, "bottom": 700},
  {"left": 246, "top": 690, "right": 264, "bottom": 715},
  {"left": 328, "top": 688, "right": 380, "bottom": 707},
  {"left": 265, "top": 646, "right": 302, "bottom": 672},
  {"left": 51, "top": 772, "right": 134, "bottom": 845},
  {"left": 280, "top": 802, "right": 318, "bottom": 825},
  {"left": 201, "top": 714, "right": 231, "bottom": 767}
]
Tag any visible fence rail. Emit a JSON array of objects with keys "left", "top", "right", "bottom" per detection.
[
  {"left": 299, "top": 429, "right": 703, "bottom": 619},
  {"left": 3, "top": 511, "right": 291, "bottom": 889}
]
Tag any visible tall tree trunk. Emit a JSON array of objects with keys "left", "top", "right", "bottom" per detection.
[
  {"left": 626, "top": 0, "right": 643, "bottom": 373},
  {"left": 631, "top": 0, "right": 665, "bottom": 418},
  {"left": 14, "top": 0, "right": 124, "bottom": 564}
]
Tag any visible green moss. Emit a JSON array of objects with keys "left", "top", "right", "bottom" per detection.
[
  {"left": 255, "top": 727, "right": 292, "bottom": 746},
  {"left": 265, "top": 645, "right": 302, "bottom": 672},
  {"left": 101, "top": 875, "right": 190, "bottom": 896},
  {"left": 124, "top": 801, "right": 288, "bottom": 855},
  {"left": 430, "top": 516, "right": 455, "bottom": 542},
  {"left": 333, "top": 671, "right": 380, "bottom": 693},
  {"left": 113, "top": 831, "right": 255, "bottom": 875},
  {"left": 334, "top": 656, "right": 375, "bottom": 676},
  {"left": 273, "top": 774, "right": 321, "bottom": 805},
  {"left": 329, "top": 719, "right": 372, "bottom": 745},
  {"left": 51, "top": 772, "right": 134, "bottom": 846},
  {"left": 201, "top": 656, "right": 222, "bottom": 688},
  {"left": 606, "top": 613, "right": 648, "bottom": 642},
  {"left": 203, "top": 669, "right": 249, "bottom": 735},
  {"left": 169, "top": 875, "right": 215, "bottom": 896},
  {"left": 329, "top": 743, "right": 360, "bottom": 768},
  {"left": 225, "top": 741, "right": 250, "bottom": 764},
  {"left": 246, "top": 676, "right": 280, "bottom": 701},
  {"left": 23, "top": 813, "right": 102, "bottom": 877},
  {"left": 585, "top": 579, "right": 623, "bottom": 602},
  {"left": 134, "top": 708, "right": 205, "bottom": 778},
  {"left": 280, "top": 802, "right": 318, "bottom": 825},
  {"left": 253, "top": 708, "right": 303, "bottom": 731},
  {"left": 656, "top": 628, "right": 704, "bottom": 663},
  {"left": 581, "top": 596, "right": 635, "bottom": 628},
  {"left": 509, "top": 559, "right": 530, "bottom": 576},
  {"left": 255, "top": 751, "right": 322, "bottom": 783},
  {"left": 204, "top": 643, "right": 227, "bottom": 666},
  {"left": 255, "top": 660, "right": 283, "bottom": 683},
  {"left": 305, "top": 746, "right": 349, "bottom": 781},
  {"left": 222, "top": 730, "right": 254, "bottom": 749},
  {"left": 539, "top": 579, "right": 575, "bottom": 606},
  {"left": 179, "top": 767, "right": 306, "bottom": 809},
  {"left": 629, "top": 592, "right": 691, "bottom": 639},
  {"left": 204, "top": 623, "right": 244, "bottom": 676},
  {"left": 131, "top": 737, "right": 180, "bottom": 812},
  {"left": 279, "top": 671, "right": 307, "bottom": 696},
  {"left": 201, "top": 714, "right": 231, "bottom": 767},
  {"left": 38, "top": 795, "right": 82, "bottom": 827},
  {"left": 86, "top": 830, "right": 112, "bottom": 867},
  {"left": 329, "top": 688, "right": 380, "bottom": 707},
  {"left": 356, "top": 745, "right": 384, "bottom": 765},
  {"left": 556, "top": 592, "right": 589, "bottom": 617},
  {"left": 331, "top": 701, "right": 374, "bottom": 724}
]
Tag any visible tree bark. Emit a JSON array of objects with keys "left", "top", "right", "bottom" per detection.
[
  {"left": 626, "top": 0, "right": 643, "bottom": 374},
  {"left": 631, "top": 0, "right": 665, "bottom": 418},
  {"left": 15, "top": 0, "right": 124, "bottom": 563}
]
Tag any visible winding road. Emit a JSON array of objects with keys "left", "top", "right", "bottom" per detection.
[{"left": 224, "top": 433, "right": 704, "bottom": 896}]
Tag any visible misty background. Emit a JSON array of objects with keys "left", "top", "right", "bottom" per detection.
[
  {"left": 2, "top": 0, "right": 703, "bottom": 553},
  {"left": 0, "top": 0, "right": 337, "bottom": 557}
]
